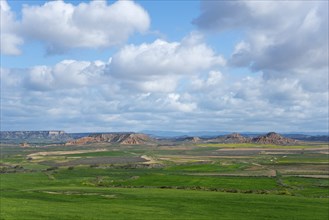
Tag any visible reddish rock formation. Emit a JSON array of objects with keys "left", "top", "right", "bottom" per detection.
[
  {"left": 208, "top": 133, "right": 251, "bottom": 143},
  {"left": 252, "top": 132, "right": 298, "bottom": 145},
  {"left": 223, "top": 133, "right": 251, "bottom": 143},
  {"left": 65, "top": 137, "right": 95, "bottom": 145},
  {"left": 66, "top": 133, "right": 153, "bottom": 145}
]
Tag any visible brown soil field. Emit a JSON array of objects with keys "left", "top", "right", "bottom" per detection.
[
  {"left": 58, "top": 156, "right": 148, "bottom": 166},
  {"left": 27, "top": 149, "right": 107, "bottom": 159}
]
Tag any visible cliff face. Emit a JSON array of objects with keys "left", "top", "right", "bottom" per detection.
[
  {"left": 65, "top": 133, "right": 153, "bottom": 145},
  {"left": 252, "top": 132, "right": 298, "bottom": 145},
  {"left": 0, "top": 131, "right": 71, "bottom": 144}
]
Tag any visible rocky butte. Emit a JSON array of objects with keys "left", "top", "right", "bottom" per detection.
[
  {"left": 252, "top": 132, "right": 299, "bottom": 145},
  {"left": 205, "top": 133, "right": 251, "bottom": 143},
  {"left": 65, "top": 133, "right": 153, "bottom": 145}
]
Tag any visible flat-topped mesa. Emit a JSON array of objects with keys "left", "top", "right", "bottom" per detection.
[
  {"left": 48, "top": 131, "right": 66, "bottom": 136},
  {"left": 65, "top": 133, "right": 153, "bottom": 145},
  {"left": 0, "top": 130, "right": 71, "bottom": 144},
  {"left": 1, "top": 130, "right": 67, "bottom": 138},
  {"left": 252, "top": 132, "right": 298, "bottom": 145}
]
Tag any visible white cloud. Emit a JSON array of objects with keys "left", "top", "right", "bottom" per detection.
[
  {"left": 24, "top": 60, "right": 106, "bottom": 91},
  {"left": 194, "top": 1, "right": 328, "bottom": 78},
  {"left": 135, "top": 77, "right": 178, "bottom": 93},
  {"left": 0, "top": 0, "right": 23, "bottom": 55},
  {"left": 12, "top": 34, "right": 225, "bottom": 94},
  {"left": 193, "top": 0, "right": 328, "bottom": 120},
  {"left": 1, "top": 31, "right": 328, "bottom": 132},
  {"left": 1, "top": 0, "right": 150, "bottom": 54},
  {"left": 3, "top": 60, "right": 327, "bottom": 132},
  {"left": 108, "top": 33, "right": 225, "bottom": 92},
  {"left": 165, "top": 93, "right": 197, "bottom": 112}
]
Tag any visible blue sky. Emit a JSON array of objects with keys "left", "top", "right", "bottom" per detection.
[{"left": 1, "top": 0, "right": 328, "bottom": 133}]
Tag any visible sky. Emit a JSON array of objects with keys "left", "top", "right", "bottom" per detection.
[{"left": 1, "top": 0, "right": 328, "bottom": 133}]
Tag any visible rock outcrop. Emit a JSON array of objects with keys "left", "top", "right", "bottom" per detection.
[
  {"left": 66, "top": 133, "right": 153, "bottom": 145},
  {"left": 252, "top": 132, "right": 298, "bottom": 145},
  {"left": 222, "top": 133, "right": 251, "bottom": 143},
  {"left": 182, "top": 136, "right": 202, "bottom": 143},
  {"left": 207, "top": 133, "right": 251, "bottom": 143}
]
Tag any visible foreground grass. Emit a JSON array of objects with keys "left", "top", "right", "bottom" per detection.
[
  {"left": 1, "top": 169, "right": 329, "bottom": 220},
  {"left": 1, "top": 185, "right": 328, "bottom": 220}
]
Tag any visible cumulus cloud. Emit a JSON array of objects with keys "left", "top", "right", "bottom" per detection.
[
  {"left": 2, "top": 63, "right": 327, "bottom": 132},
  {"left": 1, "top": 0, "right": 150, "bottom": 54},
  {"left": 192, "top": 0, "right": 329, "bottom": 131},
  {"left": 0, "top": 0, "right": 24, "bottom": 55},
  {"left": 16, "top": 34, "right": 225, "bottom": 94},
  {"left": 1, "top": 32, "right": 328, "bottom": 132},
  {"left": 194, "top": 1, "right": 328, "bottom": 92},
  {"left": 108, "top": 33, "right": 225, "bottom": 92},
  {"left": 24, "top": 60, "right": 106, "bottom": 91}
]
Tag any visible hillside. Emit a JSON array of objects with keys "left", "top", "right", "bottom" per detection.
[
  {"left": 65, "top": 133, "right": 153, "bottom": 145},
  {"left": 207, "top": 133, "right": 251, "bottom": 143},
  {"left": 252, "top": 132, "right": 299, "bottom": 145}
]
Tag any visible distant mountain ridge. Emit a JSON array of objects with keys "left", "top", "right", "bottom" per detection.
[
  {"left": 0, "top": 130, "right": 71, "bottom": 144},
  {"left": 142, "top": 130, "right": 328, "bottom": 138},
  {"left": 1, "top": 130, "right": 327, "bottom": 145}
]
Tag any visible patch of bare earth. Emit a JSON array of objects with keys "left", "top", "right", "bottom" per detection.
[
  {"left": 141, "top": 155, "right": 157, "bottom": 164},
  {"left": 57, "top": 156, "right": 147, "bottom": 166},
  {"left": 284, "top": 174, "right": 329, "bottom": 179},
  {"left": 276, "top": 164, "right": 329, "bottom": 176},
  {"left": 27, "top": 149, "right": 108, "bottom": 159},
  {"left": 40, "top": 191, "right": 117, "bottom": 198},
  {"left": 186, "top": 169, "right": 276, "bottom": 177},
  {"left": 159, "top": 155, "right": 251, "bottom": 162}
]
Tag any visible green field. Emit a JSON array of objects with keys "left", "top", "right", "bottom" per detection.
[{"left": 1, "top": 142, "right": 328, "bottom": 219}]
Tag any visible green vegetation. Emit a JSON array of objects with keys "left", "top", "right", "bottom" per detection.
[
  {"left": 1, "top": 142, "right": 328, "bottom": 219},
  {"left": 2, "top": 186, "right": 328, "bottom": 220},
  {"left": 164, "top": 162, "right": 246, "bottom": 172},
  {"left": 277, "top": 154, "right": 329, "bottom": 164}
]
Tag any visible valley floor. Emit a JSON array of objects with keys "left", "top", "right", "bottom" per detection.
[{"left": 1, "top": 142, "right": 328, "bottom": 219}]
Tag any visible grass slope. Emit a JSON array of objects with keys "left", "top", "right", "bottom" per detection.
[
  {"left": 1, "top": 169, "right": 328, "bottom": 220},
  {"left": 1, "top": 186, "right": 328, "bottom": 219}
]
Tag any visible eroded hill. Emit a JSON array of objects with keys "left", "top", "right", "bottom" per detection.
[
  {"left": 252, "top": 132, "right": 299, "bottom": 145},
  {"left": 65, "top": 133, "right": 154, "bottom": 145}
]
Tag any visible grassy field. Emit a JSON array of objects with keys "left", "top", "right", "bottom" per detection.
[
  {"left": 1, "top": 171, "right": 328, "bottom": 220},
  {"left": 0, "top": 142, "right": 328, "bottom": 219}
]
